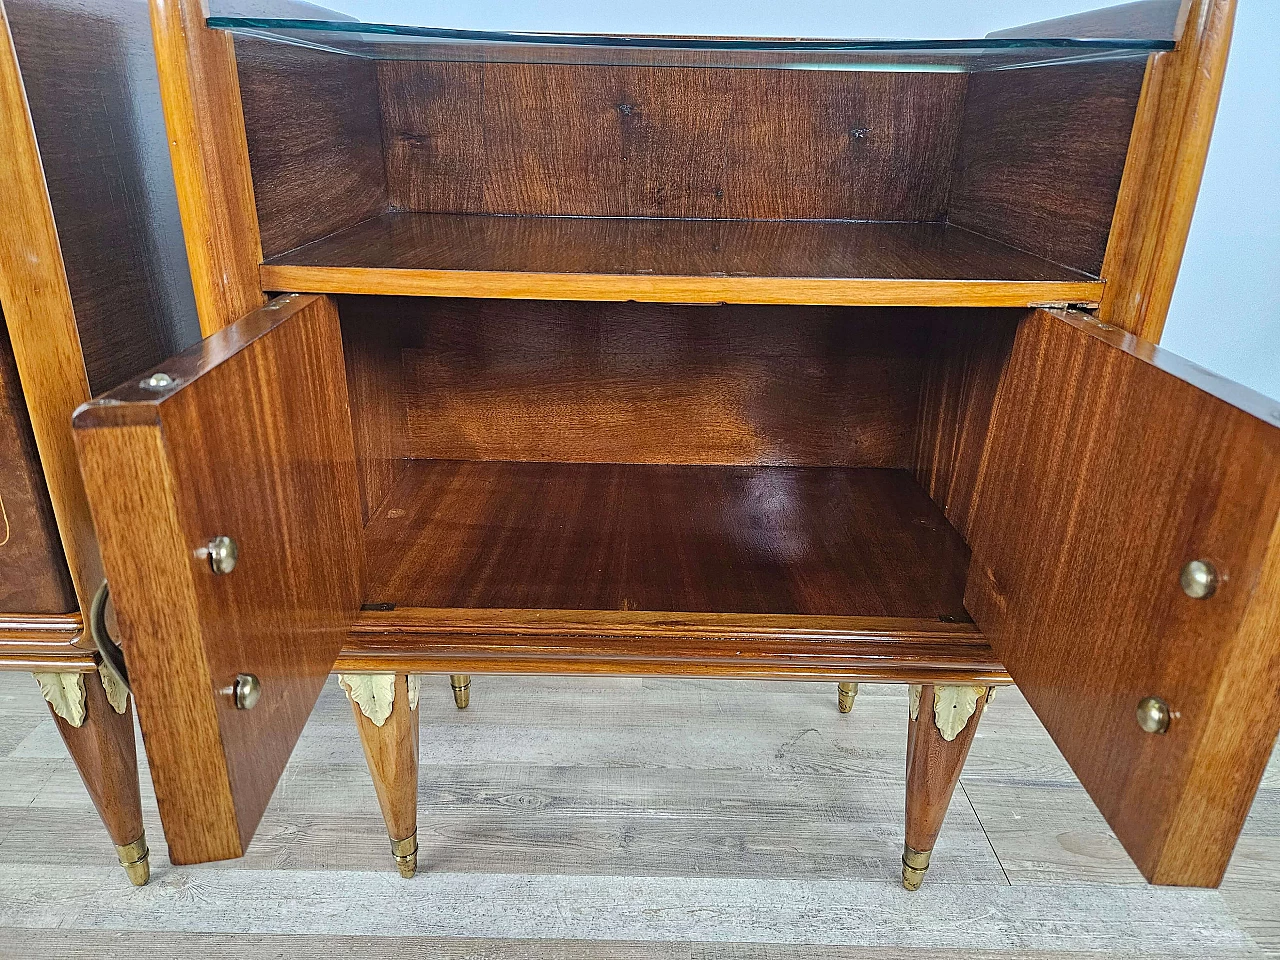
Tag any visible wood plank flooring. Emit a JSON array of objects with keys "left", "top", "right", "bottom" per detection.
[{"left": 0, "top": 672, "right": 1276, "bottom": 957}]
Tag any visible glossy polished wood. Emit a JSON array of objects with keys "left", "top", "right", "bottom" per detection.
[
  {"left": 0, "top": 310, "right": 74, "bottom": 613},
  {"left": 236, "top": 37, "right": 387, "bottom": 259},
  {"left": 904, "top": 685, "right": 991, "bottom": 861},
  {"left": 1099, "top": 0, "right": 1236, "bottom": 339},
  {"left": 0, "top": 0, "right": 102, "bottom": 614},
  {"left": 151, "top": 0, "right": 263, "bottom": 335},
  {"left": 343, "top": 609, "right": 1008, "bottom": 684},
  {"left": 263, "top": 215, "right": 1104, "bottom": 307},
  {"left": 0, "top": 613, "right": 88, "bottom": 671},
  {"left": 948, "top": 60, "right": 1147, "bottom": 275},
  {"left": 914, "top": 311, "right": 1022, "bottom": 543},
  {"left": 365, "top": 461, "right": 970, "bottom": 619},
  {"left": 73, "top": 294, "right": 363, "bottom": 864},
  {"left": 6, "top": 0, "right": 199, "bottom": 397},
  {"left": 377, "top": 62, "right": 964, "bottom": 221},
  {"left": 349, "top": 674, "right": 419, "bottom": 854},
  {"left": 966, "top": 308, "right": 1280, "bottom": 887},
  {"left": 348, "top": 297, "right": 933, "bottom": 468},
  {"left": 49, "top": 669, "right": 145, "bottom": 850}
]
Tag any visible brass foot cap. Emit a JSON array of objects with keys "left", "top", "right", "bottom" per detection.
[
  {"left": 391, "top": 832, "right": 419, "bottom": 879},
  {"left": 450, "top": 675, "right": 471, "bottom": 710},
  {"left": 837, "top": 682, "right": 858, "bottom": 714},
  {"left": 116, "top": 836, "right": 151, "bottom": 887},
  {"left": 901, "top": 845, "right": 931, "bottom": 892}
]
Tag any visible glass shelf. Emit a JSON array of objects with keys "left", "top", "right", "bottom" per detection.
[{"left": 207, "top": 1, "right": 1177, "bottom": 70}]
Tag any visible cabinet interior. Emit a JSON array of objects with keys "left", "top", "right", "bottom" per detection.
[{"left": 338, "top": 296, "right": 1022, "bottom": 630}]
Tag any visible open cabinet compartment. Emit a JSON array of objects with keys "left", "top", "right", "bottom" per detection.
[
  {"left": 335, "top": 296, "right": 1019, "bottom": 678},
  {"left": 234, "top": 36, "right": 1150, "bottom": 305}
]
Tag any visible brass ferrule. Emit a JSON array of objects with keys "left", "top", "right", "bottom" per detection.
[
  {"left": 450, "top": 675, "right": 471, "bottom": 709},
  {"left": 901, "top": 844, "right": 931, "bottom": 891},
  {"left": 116, "top": 834, "right": 151, "bottom": 887},
  {"left": 390, "top": 831, "right": 419, "bottom": 879}
]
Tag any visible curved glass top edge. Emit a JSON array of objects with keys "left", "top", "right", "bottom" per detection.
[{"left": 205, "top": 17, "right": 1175, "bottom": 53}]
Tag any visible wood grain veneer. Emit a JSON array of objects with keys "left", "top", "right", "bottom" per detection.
[
  {"left": 947, "top": 60, "right": 1147, "bottom": 275},
  {"left": 0, "top": 612, "right": 88, "bottom": 671},
  {"left": 376, "top": 62, "right": 965, "bottom": 221},
  {"left": 966, "top": 308, "right": 1280, "bottom": 887},
  {"left": 342, "top": 609, "right": 1008, "bottom": 685},
  {"left": 6, "top": 0, "right": 200, "bottom": 397},
  {"left": 235, "top": 37, "right": 388, "bottom": 259},
  {"left": 0, "top": 0, "right": 102, "bottom": 614},
  {"left": 263, "top": 214, "right": 1104, "bottom": 307},
  {"left": 74, "top": 294, "right": 363, "bottom": 864},
  {"left": 0, "top": 309, "right": 74, "bottom": 613},
  {"left": 364, "top": 461, "right": 971, "bottom": 620},
  {"left": 1099, "top": 0, "right": 1236, "bottom": 339},
  {"left": 347, "top": 297, "right": 933, "bottom": 469},
  {"left": 151, "top": 0, "right": 263, "bottom": 335}
]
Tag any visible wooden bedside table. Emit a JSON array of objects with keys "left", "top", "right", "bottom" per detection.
[{"left": 5, "top": 0, "right": 1270, "bottom": 893}]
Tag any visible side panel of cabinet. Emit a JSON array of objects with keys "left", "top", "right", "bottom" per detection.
[
  {"left": 74, "top": 294, "right": 362, "bottom": 863},
  {"left": 966, "top": 308, "right": 1280, "bottom": 887},
  {"left": 0, "top": 308, "right": 75, "bottom": 612}
]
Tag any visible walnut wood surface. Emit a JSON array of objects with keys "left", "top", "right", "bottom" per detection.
[
  {"left": 349, "top": 674, "right": 419, "bottom": 844},
  {"left": 339, "top": 300, "right": 405, "bottom": 522},
  {"left": 377, "top": 62, "right": 964, "bottom": 222},
  {"left": 990, "top": 0, "right": 1186, "bottom": 41},
  {"left": 50, "top": 668, "right": 145, "bottom": 848},
  {"left": 914, "top": 311, "right": 1022, "bottom": 543},
  {"left": 947, "top": 60, "right": 1147, "bottom": 275},
  {"left": 151, "top": 0, "right": 263, "bottom": 335},
  {"left": 349, "top": 297, "right": 932, "bottom": 468},
  {"left": 0, "top": 612, "right": 88, "bottom": 671},
  {"left": 342, "top": 609, "right": 1009, "bottom": 684},
  {"left": 966, "top": 308, "right": 1280, "bottom": 887},
  {"left": 0, "top": 1, "right": 102, "bottom": 614},
  {"left": 0, "top": 310, "right": 74, "bottom": 613},
  {"left": 904, "top": 684, "right": 991, "bottom": 854},
  {"left": 1099, "top": 0, "right": 1235, "bottom": 339},
  {"left": 235, "top": 37, "right": 388, "bottom": 259},
  {"left": 262, "top": 214, "right": 1104, "bottom": 307},
  {"left": 6, "top": 0, "right": 200, "bottom": 397},
  {"left": 364, "top": 461, "right": 970, "bottom": 620},
  {"left": 73, "top": 294, "right": 363, "bottom": 864}
]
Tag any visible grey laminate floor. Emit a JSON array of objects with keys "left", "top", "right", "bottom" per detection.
[{"left": 0, "top": 672, "right": 1275, "bottom": 958}]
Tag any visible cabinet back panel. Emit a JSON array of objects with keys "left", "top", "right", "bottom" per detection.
[
  {"left": 376, "top": 62, "right": 967, "bottom": 221},
  {"left": 948, "top": 60, "right": 1146, "bottom": 275},
  {"left": 339, "top": 297, "right": 934, "bottom": 469},
  {"left": 236, "top": 38, "right": 388, "bottom": 258}
]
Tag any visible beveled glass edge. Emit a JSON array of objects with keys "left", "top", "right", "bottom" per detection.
[{"left": 206, "top": 16, "right": 1176, "bottom": 54}]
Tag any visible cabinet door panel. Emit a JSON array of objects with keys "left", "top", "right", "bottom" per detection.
[
  {"left": 967, "top": 308, "right": 1280, "bottom": 887},
  {"left": 74, "top": 293, "right": 362, "bottom": 864}
]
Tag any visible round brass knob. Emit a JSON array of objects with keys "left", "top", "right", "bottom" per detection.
[
  {"left": 1180, "top": 559, "right": 1217, "bottom": 599},
  {"left": 233, "top": 673, "right": 261, "bottom": 711},
  {"left": 207, "top": 535, "right": 238, "bottom": 575},
  {"left": 1136, "top": 696, "right": 1171, "bottom": 735}
]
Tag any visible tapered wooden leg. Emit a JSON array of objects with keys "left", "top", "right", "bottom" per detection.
[
  {"left": 837, "top": 681, "right": 858, "bottom": 714},
  {"left": 450, "top": 674, "right": 471, "bottom": 709},
  {"left": 34, "top": 667, "right": 149, "bottom": 885},
  {"left": 902, "top": 683, "right": 993, "bottom": 891},
  {"left": 339, "top": 674, "right": 420, "bottom": 877}
]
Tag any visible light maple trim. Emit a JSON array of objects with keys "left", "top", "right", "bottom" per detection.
[{"left": 259, "top": 264, "right": 1104, "bottom": 308}]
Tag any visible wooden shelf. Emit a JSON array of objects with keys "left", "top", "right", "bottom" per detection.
[
  {"left": 364, "top": 460, "right": 972, "bottom": 617},
  {"left": 261, "top": 213, "right": 1103, "bottom": 307}
]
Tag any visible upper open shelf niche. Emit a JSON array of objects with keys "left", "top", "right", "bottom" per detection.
[{"left": 207, "top": 0, "right": 1179, "bottom": 70}]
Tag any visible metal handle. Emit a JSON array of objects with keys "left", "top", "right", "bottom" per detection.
[{"left": 89, "top": 581, "right": 130, "bottom": 693}]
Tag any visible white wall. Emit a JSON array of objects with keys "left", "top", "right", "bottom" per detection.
[{"left": 322, "top": 0, "right": 1279, "bottom": 398}]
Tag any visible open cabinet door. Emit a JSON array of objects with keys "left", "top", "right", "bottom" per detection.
[
  {"left": 73, "top": 294, "right": 362, "bottom": 864},
  {"left": 966, "top": 308, "right": 1280, "bottom": 887}
]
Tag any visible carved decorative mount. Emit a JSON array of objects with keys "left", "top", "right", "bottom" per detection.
[
  {"left": 338, "top": 673, "right": 421, "bottom": 726},
  {"left": 33, "top": 672, "right": 86, "bottom": 727},
  {"left": 909, "top": 683, "right": 991, "bottom": 741}
]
